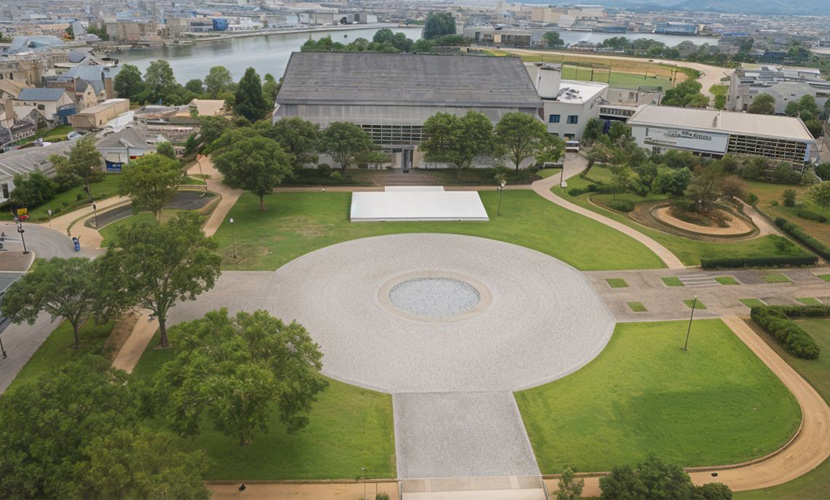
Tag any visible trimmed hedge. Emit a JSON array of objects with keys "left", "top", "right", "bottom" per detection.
[
  {"left": 775, "top": 217, "right": 830, "bottom": 260},
  {"left": 750, "top": 306, "right": 823, "bottom": 359},
  {"left": 796, "top": 210, "right": 827, "bottom": 223},
  {"left": 606, "top": 199, "right": 635, "bottom": 212},
  {"left": 700, "top": 255, "right": 818, "bottom": 269}
]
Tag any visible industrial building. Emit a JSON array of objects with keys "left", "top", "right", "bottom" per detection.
[
  {"left": 628, "top": 105, "right": 817, "bottom": 166},
  {"left": 274, "top": 52, "right": 543, "bottom": 169}
]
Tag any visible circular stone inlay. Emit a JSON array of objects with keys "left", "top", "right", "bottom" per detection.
[{"left": 389, "top": 278, "right": 481, "bottom": 318}]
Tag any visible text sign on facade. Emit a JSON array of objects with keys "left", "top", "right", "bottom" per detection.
[{"left": 643, "top": 127, "right": 728, "bottom": 154}]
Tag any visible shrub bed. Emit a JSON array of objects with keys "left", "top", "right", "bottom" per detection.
[
  {"left": 700, "top": 255, "right": 818, "bottom": 269},
  {"left": 775, "top": 217, "right": 830, "bottom": 260},
  {"left": 750, "top": 305, "right": 825, "bottom": 359}
]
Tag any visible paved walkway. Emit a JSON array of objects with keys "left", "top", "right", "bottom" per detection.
[
  {"left": 188, "top": 155, "right": 244, "bottom": 237},
  {"left": 532, "top": 162, "right": 686, "bottom": 270},
  {"left": 41, "top": 195, "right": 131, "bottom": 250}
]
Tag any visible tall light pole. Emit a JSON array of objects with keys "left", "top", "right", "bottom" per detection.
[
  {"left": 683, "top": 294, "right": 697, "bottom": 352},
  {"left": 361, "top": 466, "right": 366, "bottom": 500},
  {"left": 91, "top": 202, "right": 99, "bottom": 229},
  {"left": 16, "top": 220, "right": 28, "bottom": 255},
  {"left": 229, "top": 217, "right": 237, "bottom": 259},
  {"left": 497, "top": 179, "right": 506, "bottom": 216},
  {"left": 0, "top": 334, "right": 7, "bottom": 359}
]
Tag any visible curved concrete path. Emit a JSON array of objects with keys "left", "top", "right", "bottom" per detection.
[
  {"left": 533, "top": 165, "right": 685, "bottom": 269},
  {"left": 187, "top": 155, "right": 243, "bottom": 237}
]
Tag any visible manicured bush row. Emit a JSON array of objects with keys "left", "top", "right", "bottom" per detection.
[
  {"left": 700, "top": 255, "right": 818, "bottom": 269},
  {"left": 796, "top": 210, "right": 827, "bottom": 223},
  {"left": 775, "top": 217, "right": 830, "bottom": 260},
  {"left": 606, "top": 199, "right": 635, "bottom": 212},
  {"left": 750, "top": 306, "right": 821, "bottom": 359}
]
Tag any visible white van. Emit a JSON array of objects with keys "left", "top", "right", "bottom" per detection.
[{"left": 565, "top": 141, "right": 580, "bottom": 153}]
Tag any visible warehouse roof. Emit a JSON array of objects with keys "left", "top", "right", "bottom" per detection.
[
  {"left": 277, "top": 52, "right": 543, "bottom": 109},
  {"left": 0, "top": 138, "right": 78, "bottom": 180},
  {"left": 16, "top": 88, "right": 69, "bottom": 102},
  {"left": 628, "top": 105, "right": 815, "bottom": 142}
]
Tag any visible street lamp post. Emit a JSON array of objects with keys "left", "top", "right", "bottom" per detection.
[
  {"left": 361, "top": 467, "right": 366, "bottom": 500},
  {"left": 497, "top": 180, "right": 506, "bottom": 216},
  {"left": 683, "top": 294, "right": 698, "bottom": 352},
  {"left": 91, "top": 202, "right": 99, "bottom": 229},
  {"left": 229, "top": 217, "right": 237, "bottom": 259},
  {"left": 16, "top": 220, "right": 28, "bottom": 255},
  {"left": 0, "top": 334, "right": 7, "bottom": 359}
]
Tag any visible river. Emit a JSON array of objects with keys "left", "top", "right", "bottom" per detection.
[
  {"left": 115, "top": 26, "right": 424, "bottom": 83},
  {"left": 114, "top": 25, "right": 714, "bottom": 83}
]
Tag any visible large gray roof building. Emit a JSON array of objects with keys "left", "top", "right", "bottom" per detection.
[{"left": 274, "top": 53, "right": 543, "bottom": 156}]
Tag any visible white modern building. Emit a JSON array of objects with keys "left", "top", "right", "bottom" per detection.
[
  {"left": 628, "top": 105, "right": 817, "bottom": 166},
  {"left": 526, "top": 63, "right": 608, "bottom": 141}
]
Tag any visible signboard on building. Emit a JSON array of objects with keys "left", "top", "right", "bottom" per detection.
[
  {"left": 642, "top": 127, "right": 728, "bottom": 155},
  {"left": 105, "top": 160, "right": 123, "bottom": 173}
]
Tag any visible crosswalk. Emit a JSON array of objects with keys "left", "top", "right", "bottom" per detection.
[{"left": 678, "top": 273, "right": 720, "bottom": 289}]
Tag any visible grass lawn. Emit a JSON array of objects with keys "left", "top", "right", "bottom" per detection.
[
  {"left": 131, "top": 331, "right": 396, "bottom": 480},
  {"left": 763, "top": 273, "right": 793, "bottom": 284},
  {"left": 181, "top": 176, "right": 207, "bottom": 186},
  {"left": 747, "top": 181, "right": 829, "bottom": 246},
  {"left": 735, "top": 319, "right": 830, "bottom": 500},
  {"left": 662, "top": 277, "right": 684, "bottom": 287},
  {"left": 818, "top": 274, "right": 830, "bottom": 282},
  {"left": 553, "top": 173, "right": 812, "bottom": 266},
  {"left": 684, "top": 298, "right": 706, "bottom": 310},
  {"left": 627, "top": 301, "right": 647, "bottom": 312},
  {"left": 537, "top": 168, "right": 560, "bottom": 179},
  {"left": 716, "top": 276, "right": 740, "bottom": 285},
  {"left": 4, "top": 319, "right": 115, "bottom": 393},
  {"left": 98, "top": 212, "right": 159, "bottom": 247},
  {"left": 212, "top": 190, "right": 665, "bottom": 271},
  {"left": 15, "top": 125, "right": 73, "bottom": 146},
  {"left": 797, "top": 298, "right": 823, "bottom": 306},
  {"left": 515, "top": 320, "right": 801, "bottom": 473},
  {"left": 606, "top": 278, "right": 629, "bottom": 288},
  {"left": 0, "top": 175, "right": 123, "bottom": 223},
  {"left": 709, "top": 85, "right": 729, "bottom": 96},
  {"left": 740, "top": 298, "right": 766, "bottom": 309}
]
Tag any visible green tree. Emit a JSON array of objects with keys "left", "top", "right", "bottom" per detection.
[
  {"left": 544, "top": 31, "right": 564, "bottom": 48},
  {"left": 9, "top": 172, "right": 57, "bottom": 207},
  {"left": 714, "top": 94, "right": 726, "bottom": 110},
  {"left": 536, "top": 134, "right": 565, "bottom": 167},
  {"left": 747, "top": 94, "right": 775, "bottom": 115},
  {"left": 118, "top": 154, "right": 183, "bottom": 219},
  {"left": 257, "top": 118, "right": 320, "bottom": 169},
  {"left": 184, "top": 78, "right": 204, "bottom": 94},
  {"left": 638, "top": 454, "right": 693, "bottom": 500},
  {"left": 772, "top": 162, "right": 801, "bottom": 185},
  {"left": 495, "top": 112, "right": 550, "bottom": 170},
  {"left": 662, "top": 80, "right": 708, "bottom": 108},
  {"left": 423, "top": 12, "right": 456, "bottom": 39},
  {"left": 556, "top": 467, "right": 584, "bottom": 500},
  {"left": 319, "top": 121, "right": 375, "bottom": 172},
  {"left": 234, "top": 67, "right": 267, "bottom": 122},
  {"left": 113, "top": 63, "right": 145, "bottom": 99},
  {"left": 213, "top": 133, "right": 293, "bottom": 210},
  {"left": 685, "top": 166, "right": 726, "bottom": 211},
  {"left": 782, "top": 188, "right": 797, "bottom": 207},
  {"left": 653, "top": 167, "right": 692, "bottom": 195},
  {"left": 0, "top": 359, "right": 209, "bottom": 499},
  {"left": 51, "top": 135, "right": 102, "bottom": 201},
  {"left": 197, "top": 115, "right": 234, "bottom": 151},
  {"left": 1, "top": 257, "right": 102, "bottom": 349},
  {"left": 600, "top": 465, "right": 647, "bottom": 500},
  {"left": 156, "top": 141, "right": 177, "bottom": 159},
  {"left": 99, "top": 212, "right": 222, "bottom": 348},
  {"left": 204, "top": 65, "right": 234, "bottom": 97},
  {"left": 420, "top": 111, "right": 494, "bottom": 179},
  {"left": 610, "top": 165, "right": 634, "bottom": 199},
  {"left": 582, "top": 118, "right": 604, "bottom": 146},
  {"left": 608, "top": 122, "right": 632, "bottom": 142},
  {"left": 144, "top": 60, "right": 178, "bottom": 103},
  {"left": 262, "top": 73, "right": 280, "bottom": 110},
  {"left": 808, "top": 181, "right": 830, "bottom": 216},
  {"left": 153, "top": 309, "right": 328, "bottom": 445},
  {"left": 73, "top": 426, "right": 209, "bottom": 500}
]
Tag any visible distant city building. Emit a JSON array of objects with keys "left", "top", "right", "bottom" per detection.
[
  {"left": 628, "top": 105, "right": 816, "bottom": 167},
  {"left": 727, "top": 66, "right": 830, "bottom": 113},
  {"left": 69, "top": 98, "right": 130, "bottom": 131},
  {"left": 274, "top": 52, "right": 543, "bottom": 169},
  {"left": 463, "top": 27, "right": 536, "bottom": 47},
  {"left": 13, "top": 87, "right": 76, "bottom": 124},
  {"left": 653, "top": 22, "right": 699, "bottom": 35}
]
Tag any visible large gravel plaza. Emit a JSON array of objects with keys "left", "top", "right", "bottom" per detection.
[
  {"left": 169, "top": 233, "right": 615, "bottom": 394},
  {"left": 168, "top": 233, "right": 616, "bottom": 479}
]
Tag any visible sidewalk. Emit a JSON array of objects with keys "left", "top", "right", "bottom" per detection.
[
  {"left": 40, "top": 195, "right": 131, "bottom": 250},
  {"left": 188, "top": 155, "right": 244, "bottom": 237}
]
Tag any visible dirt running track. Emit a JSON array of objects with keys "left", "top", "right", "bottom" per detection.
[{"left": 491, "top": 47, "right": 733, "bottom": 99}]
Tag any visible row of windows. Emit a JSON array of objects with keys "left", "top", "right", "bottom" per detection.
[{"left": 548, "top": 115, "right": 579, "bottom": 124}]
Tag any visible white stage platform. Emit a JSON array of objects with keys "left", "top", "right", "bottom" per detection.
[{"left": 350, "top": 187, "right": 489, "bottom": 222}]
